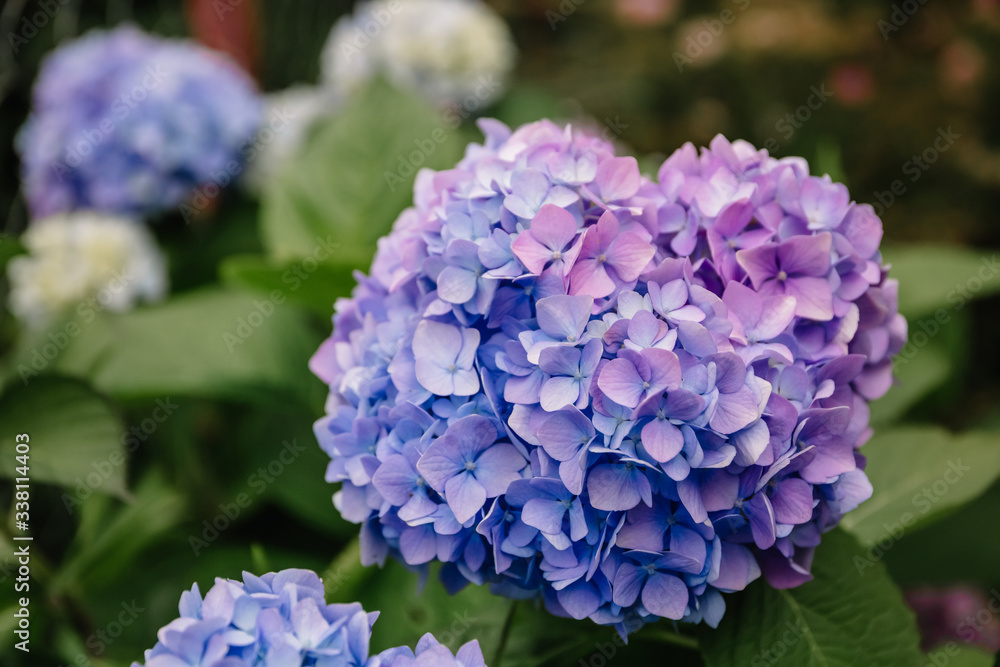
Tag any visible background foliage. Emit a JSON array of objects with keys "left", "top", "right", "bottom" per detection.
[{"left": 0, "top": 1, "right": 999, "bottom": 665}]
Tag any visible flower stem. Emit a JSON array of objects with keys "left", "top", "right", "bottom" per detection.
[
  {"left": 492, "top": 599, "right": 520, "bottom": 666},
  {"left": 643, "top": 626, "right": 700, "bottom": 651}
]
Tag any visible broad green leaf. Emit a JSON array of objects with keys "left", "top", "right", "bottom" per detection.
[
  {"left": 882, "top": 245, "right": 1000, "bottom": 319},
  {"left": 841, "top": 426, "right": 1000, "bottom": 544},
  {"left": 882, "top": 480, "right": 1000, "bottom": 587},
  {"left": 52, "top": 474, "right": 186, "bottom": 594},
  {"left": 48, "top": 288, "right": 323, "bottom": 405},
  {"left": 0, "top": 377, "right": 127, "bottom": 498},
  {"left": 701, "top": 528, "right": 923, "bottom": 667},
  {"left": 260, "top": 80, "right": 466, "bottom": 262},
  {"left": 262, "top": 439, "right": 357, "bottom": 538},
  {"left": 871, "top": 345, "right": 950, "bottom": 425},
  {"left": 2, "top": 308, "right": 119, "bottom": 388},
  {"left": 235, "top": 405, "right": 357, "bottom": 538},
  {"left": 220, "top": 254, "right": 358, "bottom": 317}
]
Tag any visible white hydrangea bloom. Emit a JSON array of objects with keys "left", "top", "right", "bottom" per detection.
[
  {"left": 242, "top": 85, "right": 338, "bottom": 195},
  {"left": 321, "top": 0, "right": 516, "bottom": 107},
  {"left": 7, "top": 213, "right": 167, "bottom": 329}
]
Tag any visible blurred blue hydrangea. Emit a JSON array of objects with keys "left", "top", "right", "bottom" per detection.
[
  {"left": 132, "top": 568, "right": 486, "bottom": 667},
  {"left": 16, "top": 24, "right": 262, "bottom": 218}
]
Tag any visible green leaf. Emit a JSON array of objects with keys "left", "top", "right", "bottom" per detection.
[
  {"left": 161, "top": 197, "right": 265, "bottom": 293},
  {"left": 925, "top": 646, "right": 996, "bottom": 667},
  {"left": 220, "top": 254, "right": 358, "bottom": 317},
  {"left": 0, "top": 377, "right": 127, "bottom": 499},
  {"left": 260, "top": 80, "right": 466, "bottom": 262},
  {"left": 813, "top": 137, "right": 846, "bottom": 186},
  {"left": 870, "top": 346, "right": 950, "bottom": 425},
  {"left": 500, "top": 605, "right": 702, "bottom": 667},
  {"left": 0, "top": 234, "right": 25, "bottom": 271},
  {"left": 250, "top": 543, "right": 272, "bottom": 574},
  {"left": 841, "top": 426, "right": 1000, "bottom": 544},
  {"left": 321, "top": 542, "right": 704, "bottom": 667},
  {"left": 52, "top": 473, "right": 186, "bottom": 594},
  {"left": 701, "top": 528, "right": 923, "bottom": 667},
  {"left": 882, "top": 480, "right": 1000, "bottom": 587},
  {"left": 323, "top": 554, "right": 514, "bottom": 657},
  {"left": 491, "top": 84, "right": 575, "bottom": 129},
  {"left": 50, "top": 288, "right": 324, "bottom": 405},
  {"left": 882, "top": 245, "right": 1000, "bottom": 319},
  {"left": 235, "top": 404, "right": 357, "bottom": 538}
]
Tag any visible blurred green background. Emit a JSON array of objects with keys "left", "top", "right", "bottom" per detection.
[{"left": 0, "top": 1, "right": 999, "bottom": 665}]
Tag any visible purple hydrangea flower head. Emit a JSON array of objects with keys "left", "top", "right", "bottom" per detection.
[
  {"left": 311, "top": 121, "right": 907, "bottom": 634},
  {"left": 131, "top": 568, "right": 486, "bottom": 666},
  {"left": 17, "top": 24, "right": 262, "bottom": 218}
]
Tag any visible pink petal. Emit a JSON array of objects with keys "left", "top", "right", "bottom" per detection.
[
  {"left": 596, "top": 156, "right": 641, "bottom": 201},
  {"left": 643, "top": 348, "right": 682, "bottom": 391},
  {"left": 580, "top": 211, "right": 617, "bottom": 257},
  {"left": 511, "top": 233, "right": 554, "bottom": 275},
  {"left": 784, "top": 276, "right": 834, "bottom": 321},
  {"left": 529, "top": 203, "right": 579, "bottom": 250},
  {"left": 569, "top": 259, "right": 615, "bottom": 298},
  {"left": 755, "top": 294, "right": 797, "bottom": 340},
  {"left": 779, "top": 232, "right": 832, "bottom": 277},
  {"left": 735, "top": 244, "right": 779, "bottom": 290},
  {"left": 607, "top": 232, "right": 656, "bottom": 282},
  {"left": 723, "top": 280, "right": 763, "bottom": 330},
  {"left": 713, "top": 199, "right": 755, "bottom": 237}
]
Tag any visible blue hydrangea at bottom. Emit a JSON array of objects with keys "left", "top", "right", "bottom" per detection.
[{"left": 132, "top": 568, "right": 486, "bottom": 667}]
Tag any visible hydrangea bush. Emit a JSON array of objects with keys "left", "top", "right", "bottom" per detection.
[
  {"left": 132, "top": 568, "right": 486, "bottom": 667},
  {"left": 16, "top": 24, "right": 261, "bottom": 218},
  {"left": 310, "top": 119, "right": 906, "bottom": 632},
  {"left": 321, "top": 0, "right": 515, "bottom": 108}
]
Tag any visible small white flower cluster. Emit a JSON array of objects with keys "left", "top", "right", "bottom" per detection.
[
  {"left": 7, "top": 212, "right": 167, "bottom": 329},
  {"left": 321, "top": 0, "right": 516, "bottom": 107},
  {"left": 246, "top": 0, "right": 515, "bottom": 196}
]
